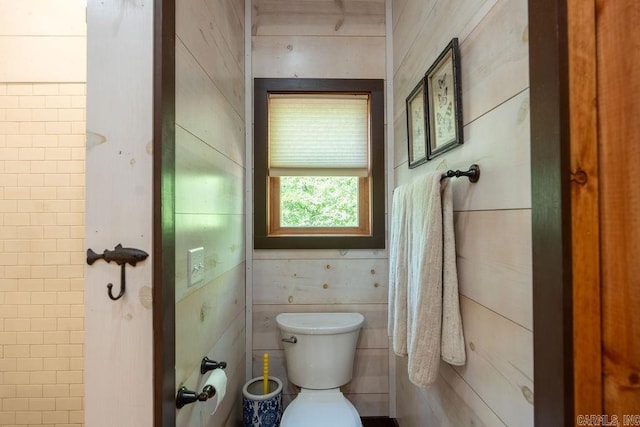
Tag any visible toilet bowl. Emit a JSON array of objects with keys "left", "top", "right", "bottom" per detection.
[
  {"left": 276, "top": 312, "right": 365, "bottom": 427},
  {"left": 280, "top": 388, "right": 361, "bottom": 427}
]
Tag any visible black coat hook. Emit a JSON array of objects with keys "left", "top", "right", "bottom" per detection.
[
  {"left": 107, "top": 264, "right": 127, "bottom": 300},
  {"left": 87, "top": 244, "right": 149, "bottom": 301}
]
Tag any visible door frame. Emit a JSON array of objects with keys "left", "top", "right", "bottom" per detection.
[
  {"left": 529, "top": 0, "right": 605, "bottom": 425},
  {"left": 529, "top": 0, "right": 578, "bottom": 425},
  {"left": 150, "top": 1, "right": 582, "bottom": 425},
  {"left": 152, "top": 0, "right": 176, "bottom": 425}
]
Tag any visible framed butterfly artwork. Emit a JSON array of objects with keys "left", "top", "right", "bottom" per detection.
[
  {"left": 424, "top": 38, "right": 463, "bottom": 160},
  {"left": 406, "top": 78, "right": 428, "bottom": 168}
]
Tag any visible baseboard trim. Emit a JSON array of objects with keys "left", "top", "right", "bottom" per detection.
[{"left": 361, "top": 416, "right": 399, "bottom": 427}]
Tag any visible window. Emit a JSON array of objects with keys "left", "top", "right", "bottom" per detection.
[{"left": 254, "top": 78, "right": 385, "bottom": 249}]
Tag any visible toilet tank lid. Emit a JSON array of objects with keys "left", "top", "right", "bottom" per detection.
[{"left": 276, "top": 312, "right": 364, "bottom": 335}]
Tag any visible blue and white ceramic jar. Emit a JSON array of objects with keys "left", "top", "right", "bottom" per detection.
[{"left": 242, "top": 377, "right": 283, "bottom": 427}]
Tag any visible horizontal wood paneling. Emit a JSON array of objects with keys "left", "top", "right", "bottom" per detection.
[
  {"left": 252, "top": 15, "right": 385, "bottom": 37},
  {"left": 454, "top": 296, "right": 534, "bottom": 426},
  {"left": 392, "top": 0, "right": 532, "bottom": 425},
  {"left": 252, "top": 0, "right": 385, "bottom": 37},
  {"left": 175, "top": 264, "right": 245, "bottom": 385},
  {"left": 176, "top": 0, "right": 244, "bottom": 115},
  {"left": 253, "top": 0, "right": 384, "bottom": 15},
  {"left": 175, "top": 0, "right": 245, "bottom": 426},
  {"left": 437, "top": 363, "right": 505, "bottom": 426},
  {"left": 393, "top": 0, "right": 493, "bottom": 103},
  {"left": 396, "top": 1, "right": 531, "bottom": 167},
  {"left": 392, "top": 0, "right": 526, "bottom": 129},
  {"left": 254, "top": 248, "right": 388, "bottom": 260},
  {"left": 252, "top": 36, "right": 386, "bottom": 79},
  {"left": 253, "top": 258, "right": 388, "bottom": 305},
  {"left": 344, "top": 348, "right": 390, "bottom": 394},
  {"left": 459, "top": 0, "right": 529, "bottom": 125},
  {"left": 175, "top": 213, "right": 244, "bottom": 302},
  {"left": 396, "top": 357, "right": 501, "bottom": 427},
  {"left": 176, "top": 39, "right": 245, "bottom": 165},
  {"left": 396, "top": 298, "right": 534, "bottom": 426},
  {"left": 175, "top": 127, "right": 244, "bottom": 216},
  {"left": 251, "top": 5, "right": 389, "bottom": 416},
  {"left": 175, "top": 126, "right": 245, "bottom": 301},
  {"left": 394, "top": 90, "right": 531, "bottom": 211},
  {"left": 455, "top": 209, "right": 532, "bottom": 330},
  {"left": 345, "top": 393, "right": 389, "bottom": 417},
  {"left": 177, "top": 310, "right": 246, "bottom": 427}
]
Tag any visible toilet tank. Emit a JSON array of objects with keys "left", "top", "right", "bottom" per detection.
[{"left": 276, "top": 312, "right": 364, "bottom": 390}]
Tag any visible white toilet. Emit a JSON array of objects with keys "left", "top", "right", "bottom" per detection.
[{"left": 276, "top": 312, "right": 365, "bottom": 427}]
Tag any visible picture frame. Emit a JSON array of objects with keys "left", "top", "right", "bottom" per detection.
[
  {"left": 425, "top": 38, "right": 463, "bottom": 160},
  {"left": 406, "top": 78, "right": 428, "bottom": 168}
]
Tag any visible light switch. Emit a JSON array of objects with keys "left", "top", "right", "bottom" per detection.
[{"left": 187, "top": 247, "right": 205, "bottom": 287}]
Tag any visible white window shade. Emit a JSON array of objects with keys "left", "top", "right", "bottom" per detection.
[{"left": 268, "top": 93, "right": 370, "bottom": 176}]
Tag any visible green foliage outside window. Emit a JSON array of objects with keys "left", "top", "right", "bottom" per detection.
[{"left": 280, "top": 176, "right": 359, "bottom": 227}]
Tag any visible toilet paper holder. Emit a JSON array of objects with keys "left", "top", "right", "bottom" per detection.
[
  {"left": 176, "top": 385, "right": 216, "bottom": 409},
  {"left": 201, "top": 357, "right": 226, "bottom": 374},
  {"left": 175, "top": 357, "right": 227, "bottom": 409}
]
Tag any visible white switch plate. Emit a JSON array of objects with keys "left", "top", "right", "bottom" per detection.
[{"left": 187, "top": 247, "right": 205, "bottom": 287}]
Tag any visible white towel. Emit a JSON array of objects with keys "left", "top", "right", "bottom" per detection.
[
  {"left": 388, "top": 184, "right": 409, "bottom": 356},
  {"left": 440, "top": 179, "right": 466, "bottom": 366},
  {"left": 388, "top": 173, "right": 466, "bottom": 388},
  {"left": 406, "top": 173, "right": 444, "bottom": 386}
]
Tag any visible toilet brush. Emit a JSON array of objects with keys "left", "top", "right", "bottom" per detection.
[{"left": 263, "top": 352, "right": 269, "bottom": 395}]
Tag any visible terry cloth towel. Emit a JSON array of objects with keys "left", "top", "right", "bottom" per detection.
[
  {"left": 440, "top": 178, "right": 466, "bottom": 367},
  {"left": 388, "top": 173, "right": 466, "bottom": 388},
  {"left": 388, "top": 184, "right": 409, "bottom": 356}
]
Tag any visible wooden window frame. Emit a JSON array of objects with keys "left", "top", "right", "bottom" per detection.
[
  {"left": 268, "top": 176, "right": 371, "bottom": 236},
  {"left": 254, "top": 78, "right": 385, "bottom": 249}
]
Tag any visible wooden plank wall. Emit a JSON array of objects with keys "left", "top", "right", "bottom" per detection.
[
  {"left": 174, "top": 1, "right": 246, "bottom": 426},
  {"left": 251, "top": 0, "right": 391, "bottom": 416},
  {"left": 85, "top": 2, "right": 154, "bottom": 426},
  {"left": 392, "top": 0, "right": 533, "bottom": 426}
]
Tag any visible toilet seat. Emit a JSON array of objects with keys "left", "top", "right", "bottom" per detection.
[{"left": 280, "top": 388, "right": 362, "bottom": 427}]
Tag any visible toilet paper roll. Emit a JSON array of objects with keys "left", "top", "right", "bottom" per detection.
[{"left": 203, "top": 368, "right": 227, "bottom": 415}]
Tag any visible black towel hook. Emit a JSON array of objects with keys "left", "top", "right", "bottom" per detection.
[
  {"left": 87, "top": 244, "right": 149, "bottom": 301},
  {"left": 107, "top": 264, "right": 127, "bottom": 300}
]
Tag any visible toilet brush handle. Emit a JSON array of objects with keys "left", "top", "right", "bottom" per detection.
[{"left": 281, "top": 336, "right": 297, "bottom": 344}]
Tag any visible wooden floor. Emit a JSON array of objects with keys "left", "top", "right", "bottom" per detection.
[{"left": 361, "top": 417, "right": 398, "bottom": 427}]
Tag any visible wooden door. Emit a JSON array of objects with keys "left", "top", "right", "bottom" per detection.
[
  {"left": 570, "top": 0, "right": 640, "bottom": 420},
  {"left": 597, "top": 0, "right": 640, "bottom": 418}
]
